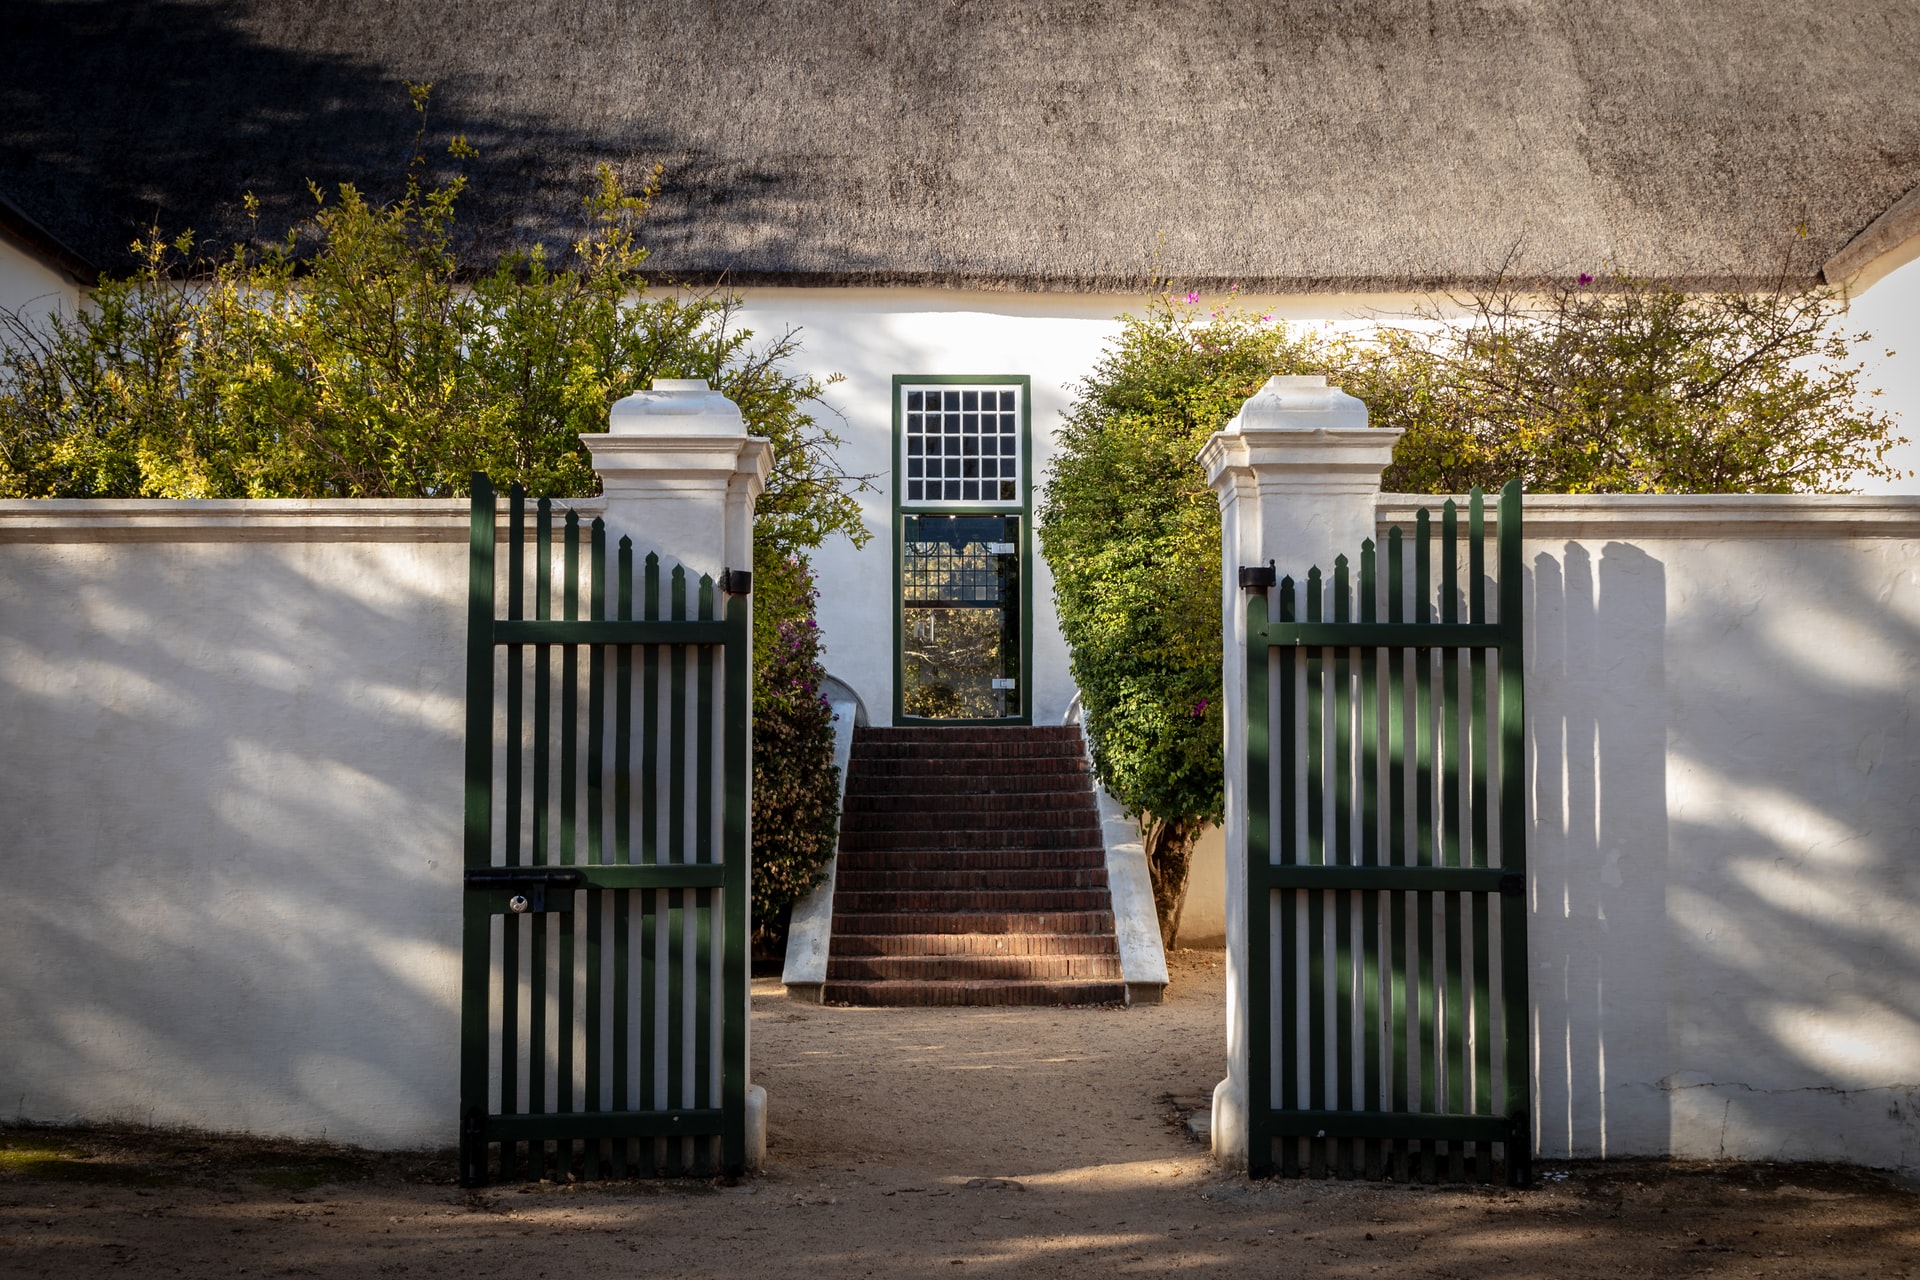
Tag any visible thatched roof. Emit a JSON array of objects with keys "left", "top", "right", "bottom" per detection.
[{"left": 3, "top": 0, "right": 1918, "bottom": 291}]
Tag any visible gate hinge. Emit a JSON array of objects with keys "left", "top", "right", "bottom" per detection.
[
  {"left": 1239, "top": 561, "right": 1277, "bottom": 591},
  {"left": 720, "top": 567, "right": 751, "bottom": 595},
  {"left": 1498, "top": 872, "right": 1526, "bottom": 897}
]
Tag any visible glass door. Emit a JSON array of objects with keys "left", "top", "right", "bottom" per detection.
[{"left": 900, "top": 514, "right": 1022, "bottom": 721}]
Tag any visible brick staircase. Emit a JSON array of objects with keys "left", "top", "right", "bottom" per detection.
[{"left": 824, "top": 725, "right": 1126, "bottom": 1006}]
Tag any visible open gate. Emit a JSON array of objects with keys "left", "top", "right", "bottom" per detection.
[
  {"left": 459, "top": 476, "right": 751, "bottom": 1184},
  {"left": 1244, "top": 481, "right": 1529, "bottom": 1184}
]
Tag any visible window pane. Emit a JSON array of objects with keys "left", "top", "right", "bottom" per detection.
[{"left": 909, "top": 481, "right": 923, "bottom": 501}]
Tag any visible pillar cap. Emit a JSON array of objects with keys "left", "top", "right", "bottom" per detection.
[
  {"left": 1225, "top": 375, "right": 1368, "bottom": 433},
  {"left": 607, "top": 378, "right": 746, "bottom": 436}
]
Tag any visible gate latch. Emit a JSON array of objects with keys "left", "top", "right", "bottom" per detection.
[
  {"left": 464, "top": 867, "right": 584, "bottom": 914},
  {"left": 1239, "top": 561, "right": 1277, "bottom": 591}
]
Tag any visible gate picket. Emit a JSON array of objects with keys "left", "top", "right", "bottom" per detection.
[
  {"left": 459, "top": 476, "right": 751, "bottom": 1185},
  {"left": 1246, "top": 480, "right": 1529, "bottom": 1185}
]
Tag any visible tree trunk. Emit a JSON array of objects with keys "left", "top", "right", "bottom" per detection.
[{"left": 1141, "top": 816, "right": 1194, "bottom": 949}]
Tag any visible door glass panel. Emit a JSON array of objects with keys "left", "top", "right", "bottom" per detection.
[{"left": 901, "top": 514, "right": 1020, "bottom": 720}]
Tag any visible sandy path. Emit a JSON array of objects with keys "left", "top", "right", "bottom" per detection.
[{"left": 2, "top": 951, "right": 1915, "bottom": 1278}]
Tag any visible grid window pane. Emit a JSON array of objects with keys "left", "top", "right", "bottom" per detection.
[{"left": 900, "top": 383, "right": 1024, "bottom": 509}]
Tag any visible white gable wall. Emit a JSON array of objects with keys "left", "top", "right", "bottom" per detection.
[
  {"left": 0, "top": 234, "right": 81, "bottom": 330},
  {"left": 1843, "top": 252, "right": 1920, "bottom": 493},
  {"left": 727, "top": 287, "right": 1441, "bottom": 727}
]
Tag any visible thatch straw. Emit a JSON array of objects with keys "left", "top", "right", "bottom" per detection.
[{"left": 3, "top": 0, "right": 1917, "bottom": 290}]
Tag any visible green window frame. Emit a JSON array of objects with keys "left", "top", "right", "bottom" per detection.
[{"left": 891, "top": 374, "right": 1034, "bottom": 726}]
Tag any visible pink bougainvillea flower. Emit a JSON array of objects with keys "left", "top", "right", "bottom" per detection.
[
  {"left": 1192, "top": 698, "right": 1209, "bottom": 717},
  {"left": 1184, "top": 290, "right": 1200, "bottom": 304},
  {"left": 1579, "top": 272, "right": 1594, "bottom": 286}
]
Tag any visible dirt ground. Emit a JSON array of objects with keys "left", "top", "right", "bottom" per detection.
[{"left": 3, "top": 950, "right": 1915, "bottom": 1279}]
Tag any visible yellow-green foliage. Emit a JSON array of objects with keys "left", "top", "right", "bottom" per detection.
[
  {"left": 1336, "top": 272, "right": 1903, "bottom": 495},
  {"left": 0, "top": 94, "right": 872, "bottom": 935}
]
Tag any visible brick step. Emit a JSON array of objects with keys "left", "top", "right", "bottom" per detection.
[
  {"left": 848, "top": 757, "right": 1091, "bottom": 781},
  {"left": 835, "top": 867, "right": 1109, "bottom": 892},
  {"left": 838, "top": 827, "right": 1102, "bottom": 853},
  {"left": 834, "top": 848, "right": 1108, "bottom": 873},
  {"left": 855, "top": 727, "right": 1085, "bottom": 745},
  {"left": 833, "top": 888, "right": 1113, "bottom": 914},
  {"left": 842, "top": 790, "right": 1096, "bottom": 814},
  {"left": 840, "top": 807, "right": 1098, "bottom": 834},
  {"left": 829, "top": 910, "right": 1115, "bottom": 936},
  {"left": 827, "top": 954, "right": 1124, "bottom": 982},
  {"left": 829, "top": 931, "right": 1121, "bottom": 958},
  {"left": 822, "top": 979, "right": 1127, "bottom": 1007},
  {"left": 842, "top": 773, "right": 1092, "bottom": 798},
  {"left": 850, "top": 741, "right": 1088, "bottom": 763}
]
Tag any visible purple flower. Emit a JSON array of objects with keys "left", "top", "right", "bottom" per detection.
[
  {"left": 1192, "top": 698, "right": 1209, "bottom": 718},
  {"left": 1184, "top": 290, "right": 1200, "bottom": 304},
  {"left": 1578, "top": 272, "right": 1594, "bottom": 286}
]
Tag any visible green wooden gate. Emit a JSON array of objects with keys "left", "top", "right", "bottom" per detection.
[
  {"left": 459, "top": 477, "right": 751, "bottom": 1184},
  {"left": 1244, "top": 481, "right": 1529, "bottom": 1185}
]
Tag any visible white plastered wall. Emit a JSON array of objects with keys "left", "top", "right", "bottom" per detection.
[
  {"left": 0, "top": 235, "right": 81, "bottom": 329},
  {"left": 1502, "top": 497, "right": 1920, "bottom": 1171},
  {"left": 0, "top": 502, "right": 473, "bottom": 1147},
  {"left": 1843, "top": 252, "right": 1920, "bottom": 494},
  {"left": 726, "top": 288, "right": 1435, "bottom": 726}
]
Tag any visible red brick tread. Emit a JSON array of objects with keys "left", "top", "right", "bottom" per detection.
[
  {"left": 822, "top": 979, "right": 1128, "bottom": 1007},
  {"left": 830, "top": 931, "right": 1121, "bottom": 957}
]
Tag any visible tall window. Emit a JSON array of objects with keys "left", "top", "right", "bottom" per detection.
[{"left": 893, "top": 377, "right": 1031, "bottom": 723}]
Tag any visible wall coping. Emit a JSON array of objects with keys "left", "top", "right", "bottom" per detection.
[
  {"left": 1378, "top": 493, "right": 1920, "bottom": 540},
  {"left": 3, "top": 492, "right": 1918, "bottom": 544},
  {"left": 0, "top": 497, "right": 606, "bottom": 542}
]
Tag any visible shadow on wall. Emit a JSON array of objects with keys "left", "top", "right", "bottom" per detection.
[
  {"left": 0, "top": 535, "right": 469, "bottom": 1147},
  {"left": 1528, "top": 535, "right": 1920, "bottom": 1169},
  {"left": 1529, "top": 541, "right": 1669, "bottom": 1159}
]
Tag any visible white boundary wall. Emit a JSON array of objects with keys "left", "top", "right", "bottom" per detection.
[
  {"left": 3, "top": 493, "right": 1919, "bottom": 1173},
  {"left": 0, "top": 500, "right": 484, "bottom": 1147},
  {"left": 1468, "top": 495, "right": 1920, "bottom": 1172}
]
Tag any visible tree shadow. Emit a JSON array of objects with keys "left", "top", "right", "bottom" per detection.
[{"left": 1525, "top": 528, "right": 1920, "bottom": 1174}]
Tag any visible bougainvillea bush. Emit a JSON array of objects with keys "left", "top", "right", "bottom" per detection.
[{"left": 749, "top": 554, "right": 841, "bottom": 942}]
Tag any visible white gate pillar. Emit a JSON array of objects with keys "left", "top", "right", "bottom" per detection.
[
  {"left": 581, "top": 377, "right": 774, "bottom": 1167},
  {"left": 1197, "top": 375, "right": 1401, "bottom": 1170},
  {"left": 582, "top": 378, "right": 773, "bottom": 582}
]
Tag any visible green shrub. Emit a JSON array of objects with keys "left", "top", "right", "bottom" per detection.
[
  {"left": 1043, "top": 278, "right": 1901, "bottom": 943},
  {"left": 1039, "top": 295, "right": 1325, "bottom": 942},
  {"left": 0, "top": 90, "right": 869, "bottom": 938},
  {"left": 749, "top": 556, "right": 841, "bottom": 942}
]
